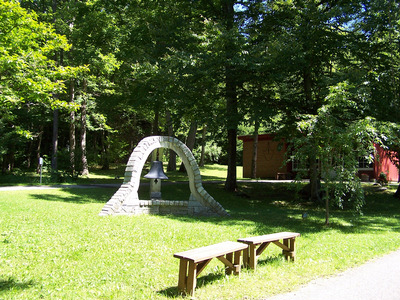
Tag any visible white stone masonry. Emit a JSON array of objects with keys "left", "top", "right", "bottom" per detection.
[{"left": 99, "top": 136, "right": 229, "bottom": 217}]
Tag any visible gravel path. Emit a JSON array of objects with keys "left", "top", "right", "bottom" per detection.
[{"left": 265, "top": 249, "right": 400, "bottom": 300}]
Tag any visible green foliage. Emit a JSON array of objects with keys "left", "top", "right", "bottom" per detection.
[
  {"left": 0, "top": 0, "right": 71, "bottom": 109},
  {"left": 377, "top": 172, "right": 389, "bottom": 186},
  {"left": 291, "top": 82, "right": 378, "bottom": 223},
  {"left": 3, "top": 0, "right": 400, "bottom": 188},
  {"left": 193, "top": 141, "right": 223, "bottom": 164}
]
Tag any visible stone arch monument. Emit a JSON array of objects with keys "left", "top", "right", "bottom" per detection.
[{"left": 99, "top": 136, "right": 229, "bottom": 217}]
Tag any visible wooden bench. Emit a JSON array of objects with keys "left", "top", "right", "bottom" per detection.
[
  {"left": 173, "top": 241, "right": 248, "bottom": 296},
  {"left": 238, "top": 232, "right": 300, "bottom": 270}
]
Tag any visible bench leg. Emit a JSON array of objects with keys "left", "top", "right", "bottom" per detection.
[
  {"left": 177, "top": 259, "right": 198, "bottom": 297},
  {"left": 187, "top": 261, "right": 197, "bottom": 297},
  {"left": 282, "top": 238, "right": 296, "bottom": 261},
  {"left": 226, "top": 252, "right": 233, "bottom": 275},
  {"left": 233, "top": 250, "right": 242, "bottom": 275},
  {"left": 218, "top": 252, "right": 242, "bottom": 276},
  {"left": 282, "top": 238, "right": 289, "bottom": 260},
  {"left": 249, "top": 244, "right": 257, "bottom": 270},
  {"left": 243, "top": 246, "right": 250, "bottom": 268},
  {"left": 177, "top": 259, "right": 188, "bottom": 294},
  {"left": 289, "top": 237, "right": 296, "bottom": 261}
]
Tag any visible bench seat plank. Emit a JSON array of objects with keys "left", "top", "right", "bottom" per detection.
[
  {"left": 238, "top": 232, "right": 300, "bottom": 270},
  {"left": 238, "top": 232, "right": 300, "bottom": 245},
  {"left": 174, "top": 241, "right": 248, "bottom": 296},
  {"left": 174, "top": 241, "right": 248, "bottom": 263}
]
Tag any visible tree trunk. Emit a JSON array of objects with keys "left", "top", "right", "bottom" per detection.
[
  {"left": 80, "top": 79, "right": 89, "bottom": 176},
  {"left": 36, "top": 129, "right": 43, "bottom": 173},
  {"left": 303, "top": 69, "right": 313, "bottom": 105},
  {"left": 50, "top": 0, "right": 59, "bottom": 173},
  {"left": 199, "top": 125, "right": 207, "bottom": 167},
  {"left": 166, "top": 110, "right": 176, "bottom": 171},
  {"left": 325, "top": 192, "right": 330, "bottom": 225},
  {"left": 153, "top": 108, "right": 159, "bottom": 135},
  {"left": 101, "top": 131, "right": 110, "bottom": 170},
  {"left": 223, "top": 0, "right": 238, "bottom": 192},
  {"left": 179, "top": 121, "right": 197, "bottom": 172},
  {"left": 394, "top": 184, "right": 400, "bottom": 198},
  {"left": 309, "top": 150, "right": 322, "bottom": 203},
  {"left": 225, "top": 124, "right": 237, "bottom": 192},
  {"left": 251, "top": 120, "right": 259, "bottom": 179},
  {"left": 69, "top": 80, "right": 76, "bottom": 175},
  {"left": 26, "top": 138, "right": 34, "bottom": 169},
  {"left": 51, "top": 109, "right": 59, "bottom": 172}
]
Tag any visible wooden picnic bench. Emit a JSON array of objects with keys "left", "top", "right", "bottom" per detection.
[
  {"left": 173, "top": 241, "right": 248, "bottom": 296},
  {"left": 238, "top": 232, "right": 300, "bottom": 270}
]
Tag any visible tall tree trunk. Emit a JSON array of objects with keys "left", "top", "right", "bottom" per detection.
[
  {"left": 179, "top": 121, "right": 197, "bottom": 172},
  {"left": 51, "top": 109, "right": 59, "bottom": 172},
  {"left": 166, "top": 110, "right": 176, "bottom": 171},
  {"left": 36, "top": 129, "right": 43, "bottom": 173},
  {"left": 394, "top": 183, "right": 400, "bottom": 198},
  {"left": 50, "top": 0, "right": 59, "bottom": 174},
  {"left": 309, "top": 151, "right": 322, "bottom": 203},
  {"left": 325, "top": 188, "right": 330, "bottom": 225},
  {"left": 153, "top": 108, "right": 159, "bottom": 135},
  {"left": 223, "top": 0, "right": 238, "bottom": 192},
  {"left": 199, "top": 125, "right": 207, "bottom": 167},
  {"left": 69, "top": 80, "right": 76, "bottom": 175},
  {"left": 303, "top": 69, "right": 313, "bottom": 105},
  {"left": 251, "top": 120, "right": 259, "bottom": 179},
  {"left": 26, "top": 139, "right": 33, "bottom": 169},
  {"left": 101, "top": 131, "right": 110, "bottom": 170},
  {"left": 80, "top": 79, "right": 89, "bottom": 176}
]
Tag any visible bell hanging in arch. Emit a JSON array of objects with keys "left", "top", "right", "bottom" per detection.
[
  {"left": 144, "top": 160, "right": 168, "bottom": 200},
  {"left": 144, "top": 161, "right": 168, "bottom": 183}
]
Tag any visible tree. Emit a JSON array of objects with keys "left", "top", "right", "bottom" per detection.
[
  {"left": 251, "top": 0, "right": 363, "bottom": 200},
  {"left": 348, "top": 0, "right": 400, "bottom": 196},
  {"left": 22, "top": 0, "right": 122, "bottom": 174},
  {"left": 0, "top": 0, "right": 73, "bottom": 172},
  {"left": 292, "top": 82, "right": 376, "bottom": 225}
]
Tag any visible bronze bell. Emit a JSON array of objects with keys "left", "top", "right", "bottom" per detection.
[{"left": 144, "top": 161, "right": 168, "bottom": 182}]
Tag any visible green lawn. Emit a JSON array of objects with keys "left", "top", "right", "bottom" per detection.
[
  {"left": 1, "top": 181, "right": 400, "bottom": 299},
  {"left": 0, "top": 164, "right": 244, "bottom": 186}
]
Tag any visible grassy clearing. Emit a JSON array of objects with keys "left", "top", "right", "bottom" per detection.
[
  {"left": 1, "top": 182, "right": 400, "bottom": 299},
  {"left": 0, "top": 164, "right": 243, "bottom": 186}
]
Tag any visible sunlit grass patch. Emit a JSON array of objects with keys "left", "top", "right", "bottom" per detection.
[{"left": 1, "top": 182, "right": 400, "bottom": 299}]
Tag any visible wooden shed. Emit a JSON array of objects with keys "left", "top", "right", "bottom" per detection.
[
  {"left": 238, "top": 134, "right": 291, "bottom": 179},
  {"left": 239, "top": 134, "right": 399, "bottom": 182}
]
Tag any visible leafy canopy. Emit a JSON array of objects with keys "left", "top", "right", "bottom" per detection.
[{"left": 0, "top": 0, "right": 72, "bottom": 111}]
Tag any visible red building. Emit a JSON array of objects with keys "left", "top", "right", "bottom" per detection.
[{"left": 238, "top": 134, "right": 399, "bottom": 182}]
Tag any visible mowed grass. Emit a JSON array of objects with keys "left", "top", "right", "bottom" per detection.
[
  {"left": 1, "top": 182, "right": 400, "bottom": 299},
  {"left": 0, "top": 164, "right": 243, "bottom": 186}
]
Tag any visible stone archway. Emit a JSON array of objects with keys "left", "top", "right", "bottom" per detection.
[{"left": 99, "top": 136, "right": 229, "bottom": 216}]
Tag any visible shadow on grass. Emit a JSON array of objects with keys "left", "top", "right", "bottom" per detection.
[
  {"left": 0, "top": 277, "right": 36, "bottom": 292},
  {"left": 157, "top": 269, "right": 225, "bottom": 298},
  {"left": 157, "top": 182, "right": 400, "bottom": 237},
  {"left": 257, "top": 255, "right": 285, "bottom": 267},
  {"left": 29, "top": 187, "right": 117, "bottom": 204},
  {"left": 28, "top": 182, "right": 400, "bottom": 236}
]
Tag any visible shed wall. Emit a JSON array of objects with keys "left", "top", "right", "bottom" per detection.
[{"left": 242, "top": 138, "right": 287, "bottom": 178}]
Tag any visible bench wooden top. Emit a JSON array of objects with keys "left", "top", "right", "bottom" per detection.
[
  {"left": 237, "top": 232, "right": 300, "bottom": 245},
  {"left": 174, "top": 241, "right": 248, "bottom": 263}
]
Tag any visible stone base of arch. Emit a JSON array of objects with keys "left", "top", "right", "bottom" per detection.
[
  {"left": 99, "top": 136, "right": 229, "bottom": 217},
  {"left": 101, "top": 196, "right": 220, "bottom": 216}
]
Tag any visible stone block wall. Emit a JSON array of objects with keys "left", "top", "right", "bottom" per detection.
[{"left": 99, "top": 136, "right": 229, "bottom": 217}]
